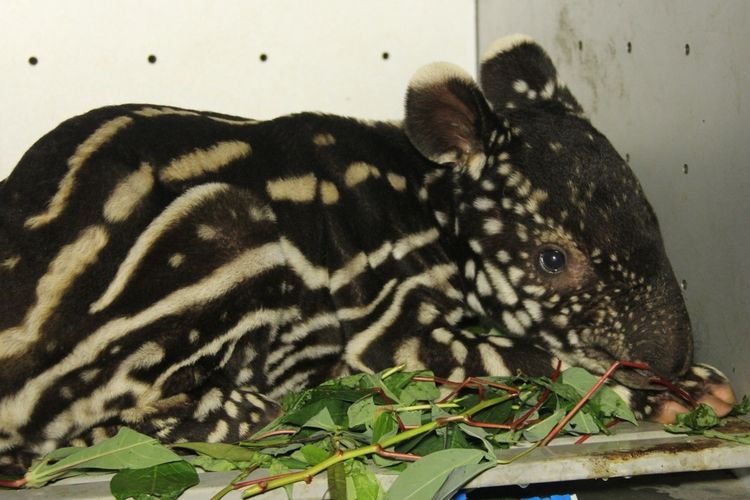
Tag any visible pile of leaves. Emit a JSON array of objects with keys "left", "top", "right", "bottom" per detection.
[{"left": 1, "top": 364, "right": 748, "bottom": 499}]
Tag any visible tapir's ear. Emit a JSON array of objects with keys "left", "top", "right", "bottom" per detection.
[
  {"left": 480, "top": 34, "right": 583, "bottom": 114},
  {"left": 405, "top": 63, "right": 498, "bottom": 178}
]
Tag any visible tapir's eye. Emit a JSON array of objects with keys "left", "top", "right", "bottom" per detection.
[{"left": 538, "top": 246, "right": 567, "bottom": 274}]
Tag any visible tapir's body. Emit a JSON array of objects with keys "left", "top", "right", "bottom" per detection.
[{"left": 0, "top": 36, "right": 732, "bottom": 472}]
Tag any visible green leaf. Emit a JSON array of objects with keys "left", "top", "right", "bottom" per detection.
[
  {"left": 559, "top": 367, "right": 637, "bottom": 425},
  {"left": 328, "top": 461, "right": 348, "bottom": 500},
  {"left": 729, "top": 395, "right": 750, "bottom": 416},
  {"left": 171, "top": 442, "right": 260, "bottom": 463},
  {"left": 282, "top": 396, "right": 350, "bottom": 429},
  {"left": 190, "top": 455, "right": 253, "bottom": 472},
  {"left": 565, "top": 410, "right": 600, "bottom": 435},
  {"left": 26, "top": 428, "right": 182, "bottom": 487},
  {"left": 470, "top": 399, "right": 514, "bottom": 433},
  {"left": 394, "top": 372, "right": 439, "bottom": 405},
  {"left": 372, "top": 412, "right": 398, "bottom": 443},
  {"left": 303, "top": 406, "right": 338, "bottom": 432},
  {"left": 384, "top": 449, "right": 485, "bottom": 500},
  {"left": 457, "top": 424, "right": 496, "bottom": 458},
  {"left": 522, "top": 408, "right": 566, "bottom": 442},
  {"left": 344, "top": 460, "right": 385, "bottom": 500},
  {"left": 702, "top": 430, "right": 750, "bottom": 444},
  {"left": 676, "top": 403, "right": 720, "bottom": 430},
  {"left": 432, "top": 461, "right": 495, "bottom": 500},
  {"left": 110, "top": 461, "right": 198, "bottom": 500},
  {"left": 347, "top": 396, "right": 376, "bottom": 428},
  {"left": 299, "top": 444, "right": 330, "bottom": 465}
]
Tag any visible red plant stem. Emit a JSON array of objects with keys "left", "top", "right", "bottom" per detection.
[
  {"left": 464, "top": 417, "right": 513, "bottom": 429},
  {"left": 575, "top": 419, "right": 621, "bottom": 445},
  {"left": 539, "top": 360, "right": 650, "bottom": 447},
  {"left": 248, "top": 429, "right": 297, "bottom": 441},
  {"left": 233, "top": 471, "right": 298, "bottom": 489},
  {"left": 411, "top": 375, "right": 519, "bottom": 403},
  {"left": 651, "top": 377, "right": 699, "bottom": 407},
  {"left": 510, "top": 359, "right": 562, "bottom": 430},
  {"left": 0, "top": 478, "right": 27, "bottom": 488},
  {"left": 371, "top": 387, "right": 411, "bottom": 431},
  {"left": 374, "top": 444, "right": 421, "bottom": 461}
]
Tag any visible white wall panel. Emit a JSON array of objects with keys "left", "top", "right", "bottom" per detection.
[
  {"left": 479, "top": 0, "right": 750, "bottom": 397},
  {"left": 0, "top": 0, "right": 476, "bottom": 178}
]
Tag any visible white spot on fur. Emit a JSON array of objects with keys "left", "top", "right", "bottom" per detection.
[
  {"left": 502, "top": 311, "right": 525, "bottom": 335},
  {"left": 418, "top": 302, "right": 441, "bottom": 325},
  {"left": 431, "top": 327, "right": 453, "bottom": 344},
  {"left": 387, "top": 172, "right": 407, "bottom": 191},
  {"left": 266, "top": 173, "right": 318, "bottom": 202},
  {"left": 464, "top": 260, "right": 476, "bottom": 280},
  {"left": 485, "top": 263, "right": 518, "bottom": 305},
  {"left": 168, "top": 253, "right": 185, "bottom": 268},
  {"left": 394, "top": 338, "right": 426, "bottom": 370},
  {"left": 345, "top": 161, "right": 381, "bottom": 187},
  {"left": 523, "top": 300, "right": 543, "bottom": 321},
  {"left": 483, "top": 218, "right": 503, "bottom": 235},
  {"left": 466, "top": 293, "right": 486, "bottom": 315},
  {"left": 160, "top": 141, "right": 251, "bottom": 183},
  {"left": 434, "top": 211, "right": 449, "bottom": 227},
  {"left": 496, "top": 250, "right": 511, "bottom": 264},
  {"left": 330, "top": 252, "right": 368, "bottom": 293},
  {"left": 513, "top": 80, "right": 529, "bottom": 93},
  {"left": 207, "top": 420, "right": 229, "bottom": 442},
  {"left": 451, "top": 341, "right": 468, "bottom": 364},
  {"left": 393, "top": 229, "right": 439, "bottom": 260},
  {"left": 189, "top": 329, "right": 200, "bottom": 343},
  {"left": 507, "top": 266, "right": 525, "bottom": 286},
  {"left": 476, "top": 270, "right": 492, "bottom": 296},
  {"left": 318, "top": 180, "right": 339, "bottom": 204},
  {"left": 103, "top": 163, "right": 155, "bottom": 223},
  {"left": 478, "top": 344, "right": 511, "bottom": 376},
  {"left": 486, "top": 336, "right": 512, "bottom": 348},
  {"left": 1, "top": 256, "right": 20, "bottom": 270},
  {"left": 313, "top": 133, "right": 336, "bottom": 147},
  {"left": 197, "top": 224, "right": 219, "bottom": 241}
]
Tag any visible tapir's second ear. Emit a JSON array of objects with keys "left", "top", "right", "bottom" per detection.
[
  {"left": 405, "top": 63, "right": 499, "bottom": 178},
  {"left": 480, "top": 34, "right": 583, "bottom": 114}
]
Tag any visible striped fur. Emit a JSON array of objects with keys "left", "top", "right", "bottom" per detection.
[{"left": 0, "top": 37, "right": 727, "bottom": 471}]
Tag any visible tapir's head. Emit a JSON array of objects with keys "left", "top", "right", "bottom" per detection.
[{"left": 404, "top": 35, "right": 692, "bottom": 388}]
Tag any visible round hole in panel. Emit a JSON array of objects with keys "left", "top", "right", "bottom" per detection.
[
  {"left": 28, "top": 56, "right": 38, "bottom": 66},
  {"left": 148, "top": 54, "right": 157, "bottom": 64},
  {"left": 627, "top": 41, "right": 632, "bottom": 53},
  {"left": 382, "top": 51, "right": 390, "bottom": 60},
  {"left": 680, "top": 279, "right": 688, "bottom": 291},
  {"left": 259, "top": 53, "right": 268, "bottom": 62},
  {"left": 682, "top": 164, "right": 689, "bottom": 174},
  {"left": 685, "top": 43, "right": 690, "bottom": 56}
]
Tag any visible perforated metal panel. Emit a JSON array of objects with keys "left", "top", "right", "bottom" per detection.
[
  {"left": 478, "top": 0, "right": 750, "bottom": 399},
  {"left": 0, "top": 0, "right": 476, "bottom": 178}
]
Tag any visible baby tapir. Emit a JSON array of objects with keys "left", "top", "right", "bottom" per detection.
[{"left": 0, "top": 35, "right": 735, "bottom": 471}]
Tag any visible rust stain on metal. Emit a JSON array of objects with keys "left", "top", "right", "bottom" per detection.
[
  {"left": 599, "top": 439, "right": 719, "bottom": 463},
  {"left": 714, "top": 417, "right": 750, "bottom": 434}
]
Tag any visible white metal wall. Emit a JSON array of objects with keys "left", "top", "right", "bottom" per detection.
[
  {"left": 0, "top": 0, "right": 476, "bottom": 178},
  {"left": 479, "top": 0, "right": 750, "bottom": 397}
]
